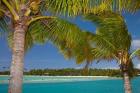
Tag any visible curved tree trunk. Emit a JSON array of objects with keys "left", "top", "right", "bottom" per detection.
[
  {"left": 123, "top": 71, "right": 132, "bottom": 93},
  {"left": 118, "top": 52, "right": 132, "bottom": 93},
  {"left": 8, "top": 20, "right": 26, "bottom": 93},
  {"left": 83, "top": 61, "right": 90, "bottom": 76}
]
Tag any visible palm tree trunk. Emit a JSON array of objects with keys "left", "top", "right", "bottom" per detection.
[
  {"left": 83, "top": 61, "right": 90, "bottom": 76},
  {"left": 123, "top": 71, "right": 132, "bottom": 93},
  {"left": 119, "top": 53, "right": 132, "bottom": 93},
  {"left": 8, "top": 20, "right": 26, "bottom": 93}
]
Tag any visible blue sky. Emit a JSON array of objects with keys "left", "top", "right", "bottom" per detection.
[{"left": 0, "top": 11, "right": 140, "bottom": 70}]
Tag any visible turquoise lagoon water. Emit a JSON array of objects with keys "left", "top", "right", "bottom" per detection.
[{"left": 0, "top": 76, "right": 140, "bottom": 93}]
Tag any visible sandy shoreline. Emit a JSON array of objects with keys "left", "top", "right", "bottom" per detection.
[
  {"left": 0, "top": 75, "right": 120, "bottom": 84},
  {"left": 0, "top": 75, "right": 109, "bottom": 77}
]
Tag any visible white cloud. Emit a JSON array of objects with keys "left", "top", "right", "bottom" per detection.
[
  {"left": 100, "top": 66, "right": 119, "bottom": 69},
  {"left": 136, "top": 63, "right": 140, "bottom": 69},
  {"left": 75, "top": 66, "right": 84, "bottom": 69},
  {"left": 132, "top": 40, "right": 140, "bottom": 49}
]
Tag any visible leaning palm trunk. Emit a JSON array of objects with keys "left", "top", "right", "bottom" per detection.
[
  {"left": 83, "top": 61, "right": 90, "bottom": 75},
  {"left": 123, "top": 71, "right": 132, "bottom": 93},
  {"left": 120, "top": 63, "right": 132, "bottom": 93},
  {"left": 118, "top": 51, "right": 132, "bottom": 93},
  {"left": 8, "top": 19, "right": 26, "bottom": 93}
]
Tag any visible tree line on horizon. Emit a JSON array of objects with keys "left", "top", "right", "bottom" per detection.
[{"left": 1, "top": 68, "right": 140, "bottom": 77}]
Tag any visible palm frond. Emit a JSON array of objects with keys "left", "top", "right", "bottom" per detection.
[
  {"left": 7, "top": 32, "right": 13, "bottom": 49},
  {"left": 91, "top": 35, "right": 116, "bottom": 60},
  {"left": 84, "top": 11, "right": 131, "bottom": 62},
  {"left": 24, "top": 31, "right": 34, "bottom": 51},
  {"left": 7, "top": 16, "right": 83, "bottom": 52},
  {"left": 45, "top": 0, "right": 140, "bottom": 16},
  {"left": 0, "top": 8, "right": 4, "bottom": 17},
  {"left": 46, "top": 18, "right": 82, "bottom": 48},
  {"left": 105, "top": 0, "right": 140, "bottom": 13},
  {"left": 85, "top": 11, "right": 131, "bottom": 50},
  {"left": 7, "top": 18, "right": 52, "bottom": 51},
  {"left": 45, "top": 0, "right": 112, "bottom": 16},
  {"left": 46, "top": 0, "right": 88, "bottom": 16},
  {"left": 57, "top": 31, "right": 95, "bottom": 65},
  {"left": 130, "top": 48, "right": 140, "bottom": 59},
  {"left": 28, "top": 20, "right": 50, "bottom": 44},
  {"left": 26, "top": 17, "right": 83, "bottom": 52},
  {"left": 0, "top": 17, "right": 9, "bottom": 37}
]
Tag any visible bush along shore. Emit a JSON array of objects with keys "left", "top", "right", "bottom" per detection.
[{"left": 0, "top": 68, "right": 140, "bottom": 77}]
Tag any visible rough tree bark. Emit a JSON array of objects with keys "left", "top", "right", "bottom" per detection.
[
  {"left": 123, "top": 71, "right": 132, "bottom": 93},
  {"left": 8, "top": 19, "right": 27, "bottom": 93}
]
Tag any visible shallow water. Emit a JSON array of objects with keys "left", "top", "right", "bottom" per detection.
[
  {"left": 0, "top": 76, "right": 140, "bottom": 93},
  {"left": 0, "top": 76, "right": 110, "bottom": 83}
]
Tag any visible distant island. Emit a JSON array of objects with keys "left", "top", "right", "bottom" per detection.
[{"left": 0, "top": 68, "right": 140, "bottom": 77}]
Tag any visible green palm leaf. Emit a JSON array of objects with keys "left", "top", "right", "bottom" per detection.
[
  {"left": 85, "top": 12, "right": 131, "bottom": 59},
  {"left": 130, "top": 48, "right": 140, "bottom": 59},
  {"left": 46, "top": 0, "right": 140, "bottom": 16},
  {"left": 0, "top": 17, "right": 9, "bottom": 36}
]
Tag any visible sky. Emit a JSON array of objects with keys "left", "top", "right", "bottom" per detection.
[{"left": 0, "top": 11, "right": 140, "bottom": 71}]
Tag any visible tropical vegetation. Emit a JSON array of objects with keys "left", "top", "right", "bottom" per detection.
[
  {"left": 57, "top": 11, "right": 140, "bottom": 93},
  {"left": 84, "top": 12, "right": 140, "bottom": 93},
  {"left": 0, "top": 0, "right": 97, "bottom": 93},
  {"left": 0, "top": 68, "right": 140, "bottom": 77}
]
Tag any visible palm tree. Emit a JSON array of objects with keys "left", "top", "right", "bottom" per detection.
[
  {"left": 1, "top": 1, "right": 121, "bottom": 93},
  {"left": 0, "top": 1, "right": 139, "bottom": 93},
  {"left": 85, "top": 11, "right": 140, "bottom": 93},
  {"left": 0, "top": 1, "right": 100, "bottom": 93}
]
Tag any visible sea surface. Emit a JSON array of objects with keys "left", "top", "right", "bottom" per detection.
[{"left": 0, "top": 76, "right": 140, "bottom": 93}]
